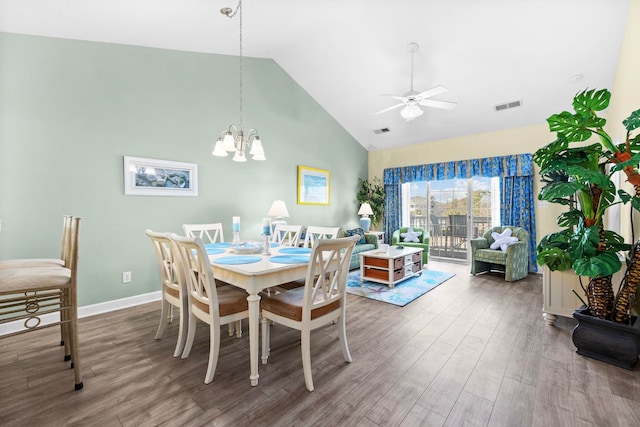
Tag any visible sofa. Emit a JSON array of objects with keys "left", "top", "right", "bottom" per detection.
[
  {"left": 298, "top": 225, "right": 378, "bottom": 270},
  {"left": 338, "top": 227, "right": 379, "bottom": 270},
  {"left": 391, "top": 227, "right": 430, "bottom": 264}
]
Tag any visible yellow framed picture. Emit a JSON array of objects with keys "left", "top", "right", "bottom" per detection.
[{"left": 297, "top": 165, "right": 330, "bottom": 205}]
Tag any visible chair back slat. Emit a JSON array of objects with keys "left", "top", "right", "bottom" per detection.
[
  {"left": 183, "top": 223, "right": 224, "bottom": 244},
  {"left": 302, "top": 236, "right": 358, "bottom": 318},
  {"left": 302, "top": 226, "right": 340, "bottom": 248},
  {"left": 272, "top": 224, "right": 303, "bottom": 246},
  {"left": 170, "top": 234, "right": 219, "bottom": 317},
  {"left": 145, "top": 230, "right": 177, "bottom": 292}
]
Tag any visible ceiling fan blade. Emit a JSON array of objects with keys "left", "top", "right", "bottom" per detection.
[
  {"left": 415, "top": 85, "right": 448, "bottom": 100},
  {"left": 381, "top": 94, "right": 408, "bottom": 102},
  {"left": 418, "top": 99, "right": 457, "bottom": 110},
  {"left": 374, "top": 103, "right": 405, "bottom": 115}
]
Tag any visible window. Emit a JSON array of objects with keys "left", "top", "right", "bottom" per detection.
[{"left": 402, "top": 177, "right": 500, "bottom": 261}]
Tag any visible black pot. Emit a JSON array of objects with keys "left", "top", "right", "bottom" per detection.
[{"left": 572, "top": 307, "right": 640, "bottom": 370}]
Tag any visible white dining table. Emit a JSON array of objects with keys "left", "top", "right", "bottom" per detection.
[{"left": 207, "top": 245, "right": 311, "bottom": 386}]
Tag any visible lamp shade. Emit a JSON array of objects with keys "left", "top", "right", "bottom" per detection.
[
  {"left": 358, "top": 202, "right": 374, "bottom": 216},
  {"left": 267, "top": 200, "right": 290, "bottom": 218}
]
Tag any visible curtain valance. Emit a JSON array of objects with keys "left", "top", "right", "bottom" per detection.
[{"left": 383, "top": 153, "right": 533, "bottom": 184}]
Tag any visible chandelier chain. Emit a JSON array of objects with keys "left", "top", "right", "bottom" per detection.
[{"left": 239, "top": 0, "right": 243, "bottom": 131}]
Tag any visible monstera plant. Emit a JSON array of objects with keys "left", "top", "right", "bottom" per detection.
[{"left": 534, "top": 88, "right": 640, "bottom": 325}]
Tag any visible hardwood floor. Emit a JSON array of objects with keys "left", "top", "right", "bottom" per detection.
[{"left": 2, "top": 261, "right": 639, "bottom": 426}]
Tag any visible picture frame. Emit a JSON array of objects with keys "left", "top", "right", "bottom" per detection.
[
  {"left": 297, "top": 165, "right": 330, "bottom": 205},
  {"left": 123, "top": 156, "right": 198, "bottom": 197}
]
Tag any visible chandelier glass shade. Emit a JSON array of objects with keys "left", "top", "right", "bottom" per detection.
[{"left": 212, "top": 0, "right": 266, "bottom": 162}]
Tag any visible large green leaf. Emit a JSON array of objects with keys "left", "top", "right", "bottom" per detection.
[
  {"left": 565, "top": 165, "right": 612, "bottom": 187},
  {"left": 547, "top": 112, "right": 606, "bottom": 142},
  {"left": 618, "top": 189, "right": 633, "bottom": 204},
  {"left": 537, "top": 247, "right": 573, "bottom": 271},
  {"left": 573, "top": 251, "right": 621, "bottom": 277},
  {"left": 623, "top": 108, "right": 640, "bottom": 132},
  {"left": 533, "top": 137, "right": 570, "bottom": 170},
  {"left": 557, "top": 210, "right": 583, "bottom": 227},
  {"left": 573, "top": 88, "right": 611, "bottom": 114},
  {"left": 601, "top": 230, "right": 631, "bottom": 252},
  {"left": 538, "top": 181, "right": 586, "bottom": 201},
  {"left": 569, "top": 224, "right": 601, "bottom": 258}
]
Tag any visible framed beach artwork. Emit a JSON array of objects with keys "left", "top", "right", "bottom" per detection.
[
  {"left": 123, "top": 156, "right": 198, "bottom": 197},
  {"left": 297, "top": 165, "right": 330, "bottom": 205}
]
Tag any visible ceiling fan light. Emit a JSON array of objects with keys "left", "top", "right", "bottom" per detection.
[{"left": 400, "top": 104, "right": 423, "bottom": 121}]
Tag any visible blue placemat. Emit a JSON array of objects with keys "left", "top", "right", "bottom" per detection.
[
  {"left": 214, "top": 255, "right": 262, "bottom": 265},
  {"left": 270, "top": 255, "right": 310, "bottom": 264},
  {"left": 278, "top": 247, "right": 312, "bottom": 255},
  {"left": 206, "top": 248, "right": 226, "bottom": 255},
  {"left": 205, "top": 242, "right": 231, "bottom": 249}
]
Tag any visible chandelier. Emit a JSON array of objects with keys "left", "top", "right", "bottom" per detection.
[{"left": 212, "top": 0, "right": 266, "bottom": 162}]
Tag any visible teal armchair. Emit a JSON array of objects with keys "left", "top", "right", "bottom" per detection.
[
  {"left": 391, "top": 227, "right": 430, "bottom": 264},
  {"left": 470, "top": 226, "right": 529, "bottom": 282}
]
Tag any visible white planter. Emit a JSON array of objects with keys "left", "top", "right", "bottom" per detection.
[{"left": 542, "top": 266, "right": 628, "bottom": 325}]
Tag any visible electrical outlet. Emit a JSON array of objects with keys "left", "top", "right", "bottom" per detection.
[{"left": 122, "top": 271, "right": 132, "bottom": 283}]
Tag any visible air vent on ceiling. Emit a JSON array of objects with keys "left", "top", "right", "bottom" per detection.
[
  {"left": 373, "top": 127, "right": 390, "bottom": 135},
  {"left": 495, "top": 100, "right": 522, "bottom": 111}
]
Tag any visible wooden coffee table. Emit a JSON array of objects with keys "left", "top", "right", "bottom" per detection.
[{"left": 359, "top": 246, "right": 423, "bottom": 288}]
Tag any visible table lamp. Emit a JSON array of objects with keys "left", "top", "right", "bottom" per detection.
[
  {"left": 358, "top": 202, "right": 374, "bottom": 232},
  {"left": 267, "top": 200, "right": 289, "bottom": 231}
]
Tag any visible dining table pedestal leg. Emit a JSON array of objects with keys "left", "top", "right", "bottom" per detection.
[{"left": 247, "top": 292, "right": 261, "bottom": 386}]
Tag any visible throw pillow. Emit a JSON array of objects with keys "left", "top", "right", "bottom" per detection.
[
  {"left": 490, "top": 228, "right": 519, "bottom": 251},
  {"left": 401, "top": 227, "right": 422, "bottom": 243},
  {"left": 345, "top": 228, "right": 366, "bottom": 244}
]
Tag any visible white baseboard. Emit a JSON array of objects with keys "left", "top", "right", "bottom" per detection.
[{"left": 0, "top": 291, "right": 162, "bottom": 336}]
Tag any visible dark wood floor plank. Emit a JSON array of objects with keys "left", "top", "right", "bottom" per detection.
[{"left": 2, "top": 261, "right": 639, "bottom": 426}]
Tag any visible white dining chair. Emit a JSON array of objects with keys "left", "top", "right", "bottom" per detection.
[
  {"left": 145, "top": 229, "right": 188, "bottom": 358},
  {"left": 302, "top": 226, "right": 340, "bottom": 248},
  {"left": 170, "top": 233, "right": 249, "bottom": 384},
  {"left": 260, "top": 235, "right": 359, "bottom": 391},
  {"left": 271, "top": 224, "right": 303, "bottom": 247},
  {"left": 182, "top": 223, "right": 224, "bottom": 244}
]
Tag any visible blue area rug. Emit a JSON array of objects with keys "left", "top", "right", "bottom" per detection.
[{"left": 346, "top": 269, "right": 455, "bottom": 306}]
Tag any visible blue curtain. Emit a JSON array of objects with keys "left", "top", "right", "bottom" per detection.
[
  {"left": 383, "top": 168, "right": 402, "bottom": 244},
  {"left": 383, "top": 153, "right": 537, "bottom": 272}
]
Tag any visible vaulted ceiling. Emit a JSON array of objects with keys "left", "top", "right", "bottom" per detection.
[{"left": 0, "top": 0, "right": 631, "bottom": 150}]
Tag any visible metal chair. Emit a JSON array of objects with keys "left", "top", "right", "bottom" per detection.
[{"left": 0, "top": 216, "right": 83, "bottom": 390}]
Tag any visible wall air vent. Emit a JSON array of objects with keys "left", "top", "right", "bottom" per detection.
[
  {"left": 373, "top": 127, "right": 390, "bottom": 135},
  {"left": 495, "top": 100, "right": 522, "bottom": 111}
]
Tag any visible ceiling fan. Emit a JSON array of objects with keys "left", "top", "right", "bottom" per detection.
[{"left": 375, "top": 43, "right": 457, "bottom": 122}]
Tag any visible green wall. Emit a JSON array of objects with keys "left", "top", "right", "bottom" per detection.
[{"left": 0, "top": 33, "right": 367, "bottom": 306}]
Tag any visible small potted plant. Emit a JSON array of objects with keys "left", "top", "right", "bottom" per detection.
[
  {"left": 534, "top": 88, "right": 640, "bottom": 369},
  {"left": 357, "top": 177, "right": 385, "bottom": 228}
]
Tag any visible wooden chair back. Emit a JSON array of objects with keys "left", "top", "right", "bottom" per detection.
[
  {"left": 272, "top": 224, "right": 303, "bottom": 246},
  {"left": 182, "top": 223, "right": 224, "bottom": 244},
  {"left": 302, "top": 226, "right": 340, "bottom": 248},
  {"left": 145, "top": 229, "right": 188, "bottom": 357}
]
